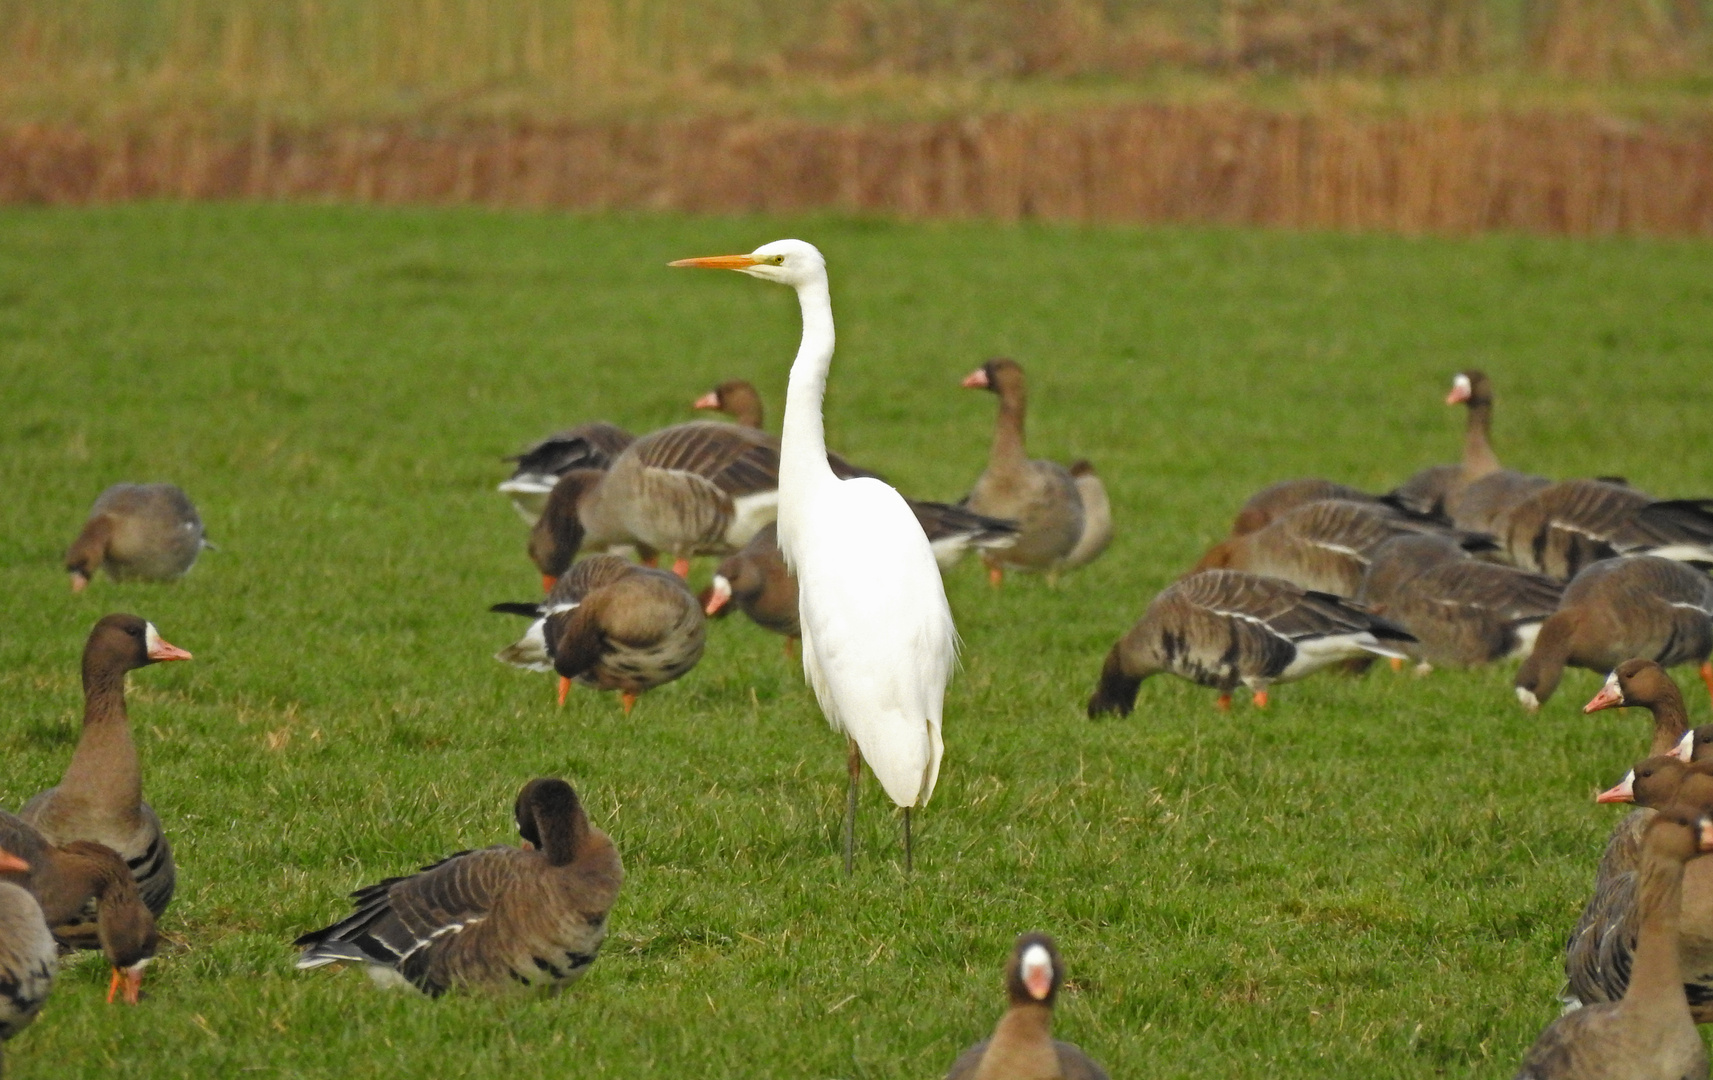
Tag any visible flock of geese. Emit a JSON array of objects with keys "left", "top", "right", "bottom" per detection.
[{"left": 8, "top": 236, "right": 1713, "bottom": 1079}]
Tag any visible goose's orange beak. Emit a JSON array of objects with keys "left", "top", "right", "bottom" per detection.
[
  {"left": 0, "top": 850, "right": 29, "bottom": 874},
  {"left": 147, "top": 638, "right": 192, "bottom": 663},
  {"left": 1446, "top": 382, "right": 1471, "bottom": 405},
  {"left": 669, "top": 255, "right": 760, "bottom": 270},
  {"left": 107, "top": 966, "right": 143, "bottom": 1005},
  {"left": 1596, "top": 771, "right": 1635, "bottom": 804},
  {"left": 1584, "top": 683, "right": 1625, "bottom": 713},
  {"left": 69, "top": 571, "right": 89, "bottom": 593}
]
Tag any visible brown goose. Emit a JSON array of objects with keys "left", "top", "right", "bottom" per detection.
[
  {"left": 0, "top": 816, "right": 157, "bottom": 1005},
  {"left": 705, "top": 523, "right": 799, "bottom": 644},
  {"left": 527, "top": 421, "right": 785, "bottom": 579},
  {"left": 1086, "top": 570, "right": 1414, "bottom": 715},
  {"left": 295, "top": 778, "right": 622, "bottom": 997},
  {"left": 0, "top": 850, "right": 56, "bottom": 1063},
  {"left": 961, "top": 359, "right": 1098, "bottom": 585},
  {"left": 1196, "top": 499, "right": 1492, "bottom": 598},
  {"left": 1232, "top": 478, "right": 1399, "bottom": 537},
  {"left": 945, "top": 933, "right": 1108, "bottom": 1080},
  {"left": 1430, "top": 370, "right": 1551, "bottom": 534},
  {"left": 694, "top": 378, "right": 1018, "bottom": 568},
  {"left": 1516, "top": 804, "right": 1713, "bottom": 1080},
  {"left": 1490, "top": 479, "right": 1713, "bottom": 581},
  {"left": 498, "top": 421, "right": 635, "bottom": 523},
  {"left": 21, "top": 615, "right": 190, "bottom": 920},
  {"left": 493, "top": 554, "right": 705, "bottom": 713},
  {"left": 1356, "top": 534, "right": 1563, "bottom": 672},
  {"left": 1564, "top": 662, "right": 1702, "bottom": 1015},
  {"left": 64, "top": 483, "right": 209, "bottom": 592},
  {"left": 1514, "top": 556, "right": 1713, "bottom": 711}
]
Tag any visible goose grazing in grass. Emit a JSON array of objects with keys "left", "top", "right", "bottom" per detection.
[
  {"left": 22, "top": 614, "right": 190, "bottom": 922},
  {"left": 705, "top": 523, "right": 800, "bottom": 647},
  {"left": 694, "top": 377, "right": 1020, "bottom": 570},
  {"left": 1087, "top": 570, "right": 1414, "bottom": 715},
  {"left": 1490, "top": 478, "right": 1713, "bottom": 581},
  {"left": 1196, "top": 498, "right": 1494, "bottom": 599},
  {"left": 492, "top": 554, "right": 705, "bottom": 714},
  {"left": 1356, "top": 533, "right": 1562, "bottom": 673},
  {"left": 64, "top": 484, "right": 209, "bottom": 592},
  {"left": 672, "top": 240, "right": 955, "bottom": 874},
  {"left": 1514, "top": 557, "right": 1713, "bottom": 711},
  {"left": 0, "top": 816, "right": 157, "bottom": 1005},
  {"left": 1516, "top": 804, "right": 1713, "bottom": 1080},
  {"left": 0, "top": 849, "right": 56, "bottom": 1066},
  {"left": 295, "top": 778, "right": 622, "bottom": 997},
  {"left": 960, "top": 358, "right": 1105, "bottom": 585},
  {"left": 498, "top": 422, "right": 635, "bottom": 523},
  {"left": 946, "top": 933, "right": 1108, "bottom": 1080}
]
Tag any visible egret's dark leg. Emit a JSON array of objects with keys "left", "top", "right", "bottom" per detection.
[
  {"left": 903, "top": 807, "right": 913, "bottom": 874},
  {"left": 844, "top": 738, "right": 861, "bottom": 875}
]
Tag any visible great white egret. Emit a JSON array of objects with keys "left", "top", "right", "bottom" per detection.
[{"left": 671, "top": 240, "right": 956, "bottom": 873}]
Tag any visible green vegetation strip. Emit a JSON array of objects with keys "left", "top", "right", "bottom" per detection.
[{"left": 1, "top": 205, "right": 1711, "bottom": 1077}]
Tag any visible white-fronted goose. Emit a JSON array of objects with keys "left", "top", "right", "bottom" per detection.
[
  {"left": 1516, "top": 804, "right": 1713, "bottom": 1080},
  {"left": 1197, "top": 499, "right": 1493, "bottom": 598},
  {"left": 1427, "top": 370, "right": 1552, "bottom": 533},
  {"left": 1564, "top": 661, "right": 1704, "bottom": 1016},
  {"left": 705, "top": 523, "right": 799, "bottom": 644},
  {"left": 528, "top": 420, "right": 785, "bottom": 579},
  {"left": 1356, "top": 534, "right": 1562, "bottom": 671},
  {"left": 1514, "top": 556, "right": 1713, "bottom": 711},
  {"left": 295, "top": 778, "right": 622, "bottom": 996},
  {"left": 0, "top": 815, "right": 157, "bottom": 1005},
  {"left": 498, "top": 422, "right": 635, "bottom": 523},
  {"left": 694, "top": 378, "right": 1016, "bottom": 567},
  {"left": 1087, "top": 570, "right": 1414, "bottom": 714},
  {"left": 493, "top": 554, "right": 705, "bottom": 713},
  {"left": 945, "top": 932, "right": 1107, "bottom": 1080},
  {"left": 64, "top": 484, "right": 208, "bottom": 592},
  {"left": 961, "top": 359, "right": 1097, "bottom": 585},
  {"left": 1232, "top": 478, "right": 1399, "bottom": 537},
  {"left": 0, "top": 851, "right": 56, "bottom": 1061},
  {"left": 1490, "top": 479, "right": 1713, "bottom": 580},
  {"left": 21, "top": 615, "right": 189, "bottom": 920}
]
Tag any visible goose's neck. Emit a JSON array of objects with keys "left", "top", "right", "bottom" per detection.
[
  {"left": 1625, "top": 845, "right": 1689, "bottom": 1010},
  {"left": 1461, "top": 398, "right": 1500, "bottom": 478},
  {"left": 779, "top": 275, "right": 837, "bottom": 511},
  {"left": 989, "top": 383, "right": 1028, "bottom": 471}
]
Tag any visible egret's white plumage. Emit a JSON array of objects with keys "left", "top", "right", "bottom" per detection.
[{"left": 671, "top": 239, "right": 956, "bottom": 866}]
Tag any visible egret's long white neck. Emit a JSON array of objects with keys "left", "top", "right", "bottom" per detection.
[{"left": 778, "top": 272, "right": 837, "bottom": 546}]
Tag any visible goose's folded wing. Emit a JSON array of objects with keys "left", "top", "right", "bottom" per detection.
[{"left": 634, "top": 423, "right": 781, "bottom": 496}]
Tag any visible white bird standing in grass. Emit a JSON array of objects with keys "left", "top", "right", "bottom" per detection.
[{"left": 671, "top": 240, "right": 955, "bottom": 873}]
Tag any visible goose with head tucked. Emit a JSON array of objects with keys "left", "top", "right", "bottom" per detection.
[
  {"left": 0, "top": 848, "right": 56, "bottom": 1069},
  {"left": 694, "top": 377, "right": 1020, "bottom": 569},
  {"left": 1087, "top": 569, "right": 1414, "bottom": 715},
  {"left": 497, "top": 422, "right": 635, "bottom": 523},
  {"left": 1514, "top": 556, "right": 1713, "bottom": 711},
  {"left": 492, "top": 554, "right": 704, "bottom": 714},
  {"left": 0, "top": 816, "right": 157, "bottom": 1005},
  {"left": 1489, "top": 478, "right": 1713, "bottom": 581},
  {"left": 295, "top": 778, "right": 622, "bottom": 997},
  {"left": 961, "top": 359, "right": 1103, "bottom": 585},
  {"left": 672, "top": 240, "right": 956, "bottom": 874},
  {"left": 945, "top": 932, "right": 1108, "bottom": 1080},
  {"left": 21, "top": 614, "right": 190, "bottom": 921},
  {"left": 1517, "top": 804, "right": 1713, "bottom": 1080},
  {"left": 64, "top": 484, "right": 209, "bottom": 592}
]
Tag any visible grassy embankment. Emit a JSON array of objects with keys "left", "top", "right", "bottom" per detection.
[{"left": 0, "top": 205, "right": 1712, "bottom": 1076}]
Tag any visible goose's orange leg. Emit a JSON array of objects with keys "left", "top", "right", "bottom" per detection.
[
  {"left": 1215, "top": 693, "right": 1232, "bottom": 711},
  {"left": 1701, "top": 661, "right": 1713, "bottom": 706},
  {"left": 1252, "top": 689, "right": 1270, "bottom": 708},
  {"left": 557, "top": 677, "right": 571, "bottom": 707},
  {"left": 622, "top": 691, "right": 638, "bottom": 715}
]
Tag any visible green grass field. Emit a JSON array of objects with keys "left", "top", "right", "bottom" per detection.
[{"left": 2, "top": 205, "right": 1712, "bottom": 1078}]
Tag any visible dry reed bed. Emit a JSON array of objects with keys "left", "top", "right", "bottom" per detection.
[{"left": 3, "top": 107, "right": 1710, "bottom": 236}]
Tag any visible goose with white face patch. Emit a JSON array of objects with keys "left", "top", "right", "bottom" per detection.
[
  {"left": 491, "top": 554, "right": 705, "bottom": 714},
  {"left": 294, "top": 778, "right": 622, "bottom": 997},
  {"left": 946, "top": 933, "right": 1108, "bottom": 1080},
  {"left": 21, "top": 614, "right": 191, "bottom": 923},
  {"left": 1087, "top": 569, "right": 1415, "bottom": 714},
  {"left": 672, "top": 240, "right": 956, "bottom": 874}
]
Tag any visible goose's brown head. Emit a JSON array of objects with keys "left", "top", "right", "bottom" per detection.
[
  {"left": 1585, "top": 659, "right": 1681, "bottom": 715},
  {"left": 1597, "top": 754, "right": 1693, "bottom": 806},
  {"left": 1004, "top": 931, "right": 1064, "bottom": 1008},
  {"left": 84, "top": 614, "right": 192, "bottom": 678},
  {"left": 1445, "top": 369, "right": 1491, "bottom": 407},
  {"left": 514, "top": 778, "right": 588, "bottom": 866}
]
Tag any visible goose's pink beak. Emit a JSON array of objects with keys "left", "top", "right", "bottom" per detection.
[
  {"left": 1596, "top": 772, "right": 1635, "bottom": 804},
  {"left": 0, "top": 850, "right": 29, "bottom": 874},
  {"left": 147, "top": 637, "right": 192, "bottom": 663},
  {"left": 1584, "top": 683, "right": 1625, "bottom": 713},
  {"left": 961, "top": 368, "right": 989, "bottom": 389},
  {"left": 693, "top": 390, "right": 721, "bottom": 411},
  {"left": 705, "top": 576, "right": 732, "bottom": 616},
  {"left": 670, "top": 254, "right": 760, "bottom": 270},
  {"left": 1446, "top": 382, "right": 1471, "bottom": 405},
  {"left": 69, "top": 571, "right": 89, "bottom": 593}
]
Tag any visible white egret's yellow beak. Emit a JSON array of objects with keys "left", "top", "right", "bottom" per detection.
[{"left": 669, "top": 254, "right": 761, "bottom": 270}]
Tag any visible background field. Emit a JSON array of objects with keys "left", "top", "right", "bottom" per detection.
[{"left": 1, "top": 205, "right": 1712, "bottom": 1077}]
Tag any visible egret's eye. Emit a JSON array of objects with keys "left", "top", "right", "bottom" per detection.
[{"left": 765, "top": 254, "right": 785, "bottom": 266}]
